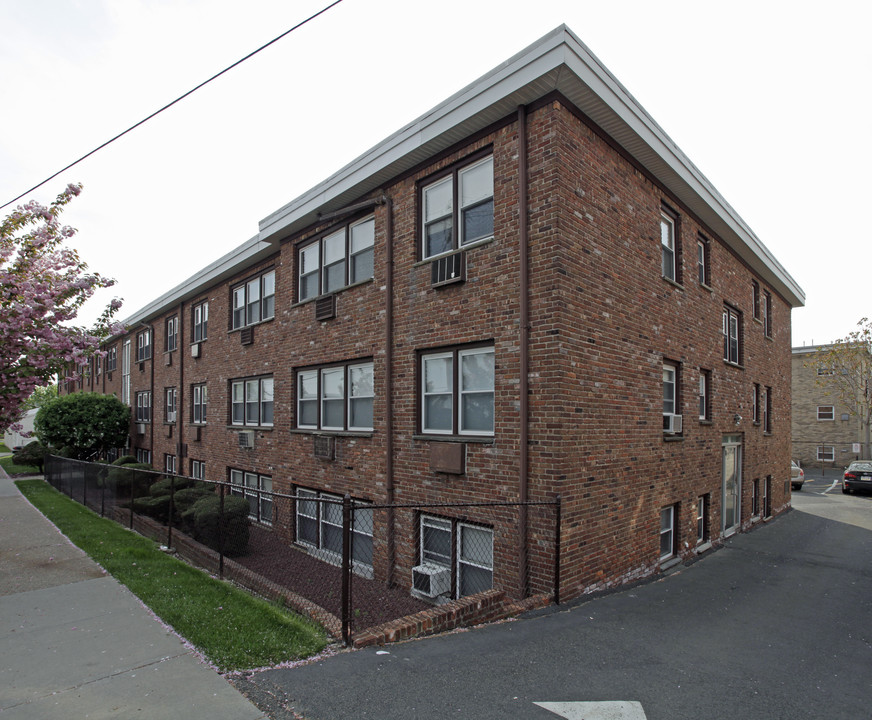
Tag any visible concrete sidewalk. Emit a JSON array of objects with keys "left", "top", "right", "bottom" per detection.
[{"left": 0, "top": 469, "right": 267, "bottom": 720}]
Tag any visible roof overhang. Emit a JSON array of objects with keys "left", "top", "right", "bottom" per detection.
[{"left": 258, "top": 24, "right": 804, "bottom": 309}]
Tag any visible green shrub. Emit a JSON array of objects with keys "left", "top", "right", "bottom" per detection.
[
  {"left": 106, "top": 462, "right": 155, "bottom": 497},
  {"left": 185, "top": 494, "right": 250, "bottom": 556},
  {"left": 132, "top": 494, "right": 173, "bottom": 523},
  {"left": 148, "top": 476, "right": 203, "bottom": 497},
  {"left": 112, "top": 455, "right": 138, "bottom": 466},
  {"left": 12, "top": 441, "right": 47, "bottom": 472}
]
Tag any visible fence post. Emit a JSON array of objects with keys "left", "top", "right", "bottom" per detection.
[
  {"left": 82, "top": 462, "right": 88, "bottom": 509},
  {"left": 100, "top": 465, "right": 106, "bottom": 517},
  {"left": 554, "top": 495, "right": 562, "bottom": 605},
  {"left": 218, "top": 483, "right": 225, "bottom": 579},
  {"left": 341, "top": 495, "right": 352, "bottom": 647},
  {"left": 128, "top": 469, "right": 135, "bottom": 530}
]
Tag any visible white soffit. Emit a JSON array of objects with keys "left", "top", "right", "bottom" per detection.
[{"left": 259, "top": 25, "right": 804, "bottom": 308}]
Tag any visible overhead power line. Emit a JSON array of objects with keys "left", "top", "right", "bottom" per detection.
[{"left": 1, "top": 0, "right": 345, "bottom": 211}]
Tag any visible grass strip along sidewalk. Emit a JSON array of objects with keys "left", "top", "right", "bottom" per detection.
[{"left": 16, "top": 479, "right": 328, "bottom": 672}]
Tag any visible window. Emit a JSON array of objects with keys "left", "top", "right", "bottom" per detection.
[
  {"left": 164, "top": 454, "right": 177, "bottom": 474},
  {"left": 752, "top": 383, "right": 761, "bottom": 424},
  {"left": 135, "top": 391, "right": 152, "bottom": 423},
  {"left": 817, "top": 405, "right": 835, "bottom": 421},
  {"left": 764, "top": 386, "right": 772, "bottom": 433},
  {"left": 191, "top": 460, "right": 205, "bottom": 480},
  {"left": 817, "top": 365, "right": 835, "bottom": 376},
  {"left": 296, "top": 361, "right": 374, "bottom": 431},
  {"left": 697, "top": 235, "right": 709, "bottom": 285},
  {"left": 231, "top": 270, "right": 275, "bottom": 329},
  {"left": 722, "top": 306, "right": 741, "bottom": 365},
  {"left": 662, "top": 362, "right": 681, "bottom": 432},
  {"left": 696, "top": 495, "right": 709, "bottom": 545},
  {"left": 231, "top": 376, "right": 274, "bottom": 427},
  {"left": 165, "top": 387, "right": 177, "bottom": 423},
  {"left": 752, "top": 280, "right": 761, "bottom": 319},
  {"left": 660, "top": 505, "right": 676, "bottom": 561},
  {"left": 698, "top": 369, "right": 711, "bottom": 421},
  {"left": 121, "top": 340, "right": 130, "bottom": 404},
  {"left": 419, "top": 515, "right": 494, "bottom": 598},
  {"left": 95, "top": 354, "right": 102, "bottom": 376},
  {"left": 421, "top": 345, "right": 494, "bottom": 436},
  {"left": 166, "top": 316, "right": 178, "bottom": 352},
  {"left": 298, "top": 216, "right": 375, "bottom": 301},
  {"left": 106, "top": 346, "right": 117, "bottom": 373},
  {"left": 421, "top": 155, "right": 494, "bottom": 259},
  {"left": 660, "top": 209, "right": 677, "bottom": 282},
  {"left": 295, "top": 488, "right": 373, "bottom": 570},
  {"left": 193, "top": 302, "right": 208, "bottom": 342},
  {"left": 136, "top": 329, "right": 151, "bottom": 362},
  {"left": 817, "top": 445, "right": 835, "bottom": 462},
  {"left": 752, "top": 478, "right": 760, "bottom": 516},
  {"left": 192, "top": 383, "right": 208, "bottom": 424},
  {"left": 763, "top": 476, "right": 772, "bottom": 519},
  {"left": 230, "top": 470, "right": 273, "bottom": 524},
  {"left": 135, "top": 448, "right": 151, "bottom": 465},
  {"left": 763, "top": 291, "right": 772, "bottom": 338}
]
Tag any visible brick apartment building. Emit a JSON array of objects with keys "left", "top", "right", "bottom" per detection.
[
  {"left": 792, "top": 345, "right": 867, "bottom": 468},
  {"left": 66, "top": 26, "right": 805, "bottom": 604}
]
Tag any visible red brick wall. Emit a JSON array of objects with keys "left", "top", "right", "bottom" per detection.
[{"left": 73, "top": 95, "right": 792, "bottom": 604}]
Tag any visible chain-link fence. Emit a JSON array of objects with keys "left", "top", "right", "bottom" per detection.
[{"left": 44, "top": 456, "right": 560, "bottom": 645}]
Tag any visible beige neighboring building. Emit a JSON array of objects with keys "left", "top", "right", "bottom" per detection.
[{"left": 792, "top": 345, "right": 866, "bottom": 469}]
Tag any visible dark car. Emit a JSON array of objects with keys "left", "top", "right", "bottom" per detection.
[{"left": 842, "top": 461, "right": 872, "bottom": 494}]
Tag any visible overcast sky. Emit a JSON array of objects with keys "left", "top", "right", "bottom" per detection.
[{"left": 2, "top": 0, "right": 869, "bottom": 347}]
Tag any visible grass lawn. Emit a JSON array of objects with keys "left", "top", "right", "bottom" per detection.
[
  {"left": 16, "top": 479, "right": 329, "bottom": 671},
  {"left": 0, "top": 455, "right": 41, "bottom": 476}
]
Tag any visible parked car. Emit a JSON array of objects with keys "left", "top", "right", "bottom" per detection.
[
  {"left": 791, "top": 460, "right": 805, "bottom": 490},
  {"left": 842, "top": 461, "right": 872, "bottom": 495}
]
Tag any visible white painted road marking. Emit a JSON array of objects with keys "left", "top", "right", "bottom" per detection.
[
  {"left": 534, "top": 701, "right": 648, "bottom": 719},
  {"left": 821, "top": 479, "right": 840, "bottom": 494}
]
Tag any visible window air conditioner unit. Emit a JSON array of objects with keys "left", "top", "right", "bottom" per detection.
[
  {"left": 164, "top": 353, "right": 172, "bottom": 366},
  {"left": 412, "top": 564, "right": 451, "bottom": 598},
  {"left": 431, "top": 252, "right": 466, "bottom": 288},
  {"left": 135, "top": 423, "right": 147, "bottom": 435},
  {"left": 191, "top": 343, "right": 200, "bottom": 358},
  {"left": 238, "top": 430, "right": 255, "bottom": 449},
  {"left": 663, "top": 413, "right": 683, "bottom": 434}
]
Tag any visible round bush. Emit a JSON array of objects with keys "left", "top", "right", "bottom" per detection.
[{"left": 187, "top": 494, "right": 250, "bottom": 556}]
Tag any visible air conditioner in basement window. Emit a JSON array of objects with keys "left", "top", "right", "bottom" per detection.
[
  {"left": 237, "top": 430, "right": 255, "bottom": 449},
  {"left": 663, "top": 413, "right": 683, "bottom": 434},
  {"left": 412, "top": 564, "right": 451, "bottom": 598}
]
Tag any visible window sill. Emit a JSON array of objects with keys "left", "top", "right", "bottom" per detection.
[
  {"left": 722, "top": 360, "right": 744, "bottom": 370},
  {"left": 699, "top": 282, "right": 713, "bottom": 293},
  {"left": 699, "top": 419, "right": 713, "bottom": 426},
  {"left": 661, "top": 276, "right": 684, "bottom": 291},
  {"left": 695, "top": 541, "right": 713, "bottom": 555},
  {"left": 292, "top": 277, "right": 374, "bottom": 308},
  {"left": 290, "top": 429, "right": 374, "bottom": 438},
  {"left": 416, "top": 236, "right": 495, "bottom": 267},
  {"left": 753, "top": 317, "right": 763, "bottom": 325},
  {"left": 227, "top": 425, "right": 273, "bottom": 432},
  {"left": 663, "top": 434, "right": 684, "bottom": 442},
  {"left": 414, "top": 434, "right": 495, "bottom": 444},
  {"left": 660, "top": 556, "right": 681, "bottom": 571}
]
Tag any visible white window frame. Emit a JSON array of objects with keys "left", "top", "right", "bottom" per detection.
[
  {"left": 191, "top": 460, "right": 205, "bottom": 480},
  {"left": 294, "top": 488, "right": 373, "bottom": 571},
  {"left": 418, "top": 515, "right": 494, "bottom": 598},
  {"left": 723, "top": 307, "right": 741, "bottom": 365},
  {"left": 106, "top": 346, "right": 117, "bottom": 373},
  {"left": 295, "top": 361, "right": 374, "bottom": 432},
  {"left": 165, "top": 387, "right": 177, "bottom": 423},
  {"left": 121, "top": 340, "right": 130, "bottom": 404},
  {"left": 457, "top": 522, "right": 494, "bottom": 597},
  {"left": 135, "top": 448, "right": 151, "bottom": 465},
  {"left": 192, "top": 384, "right": 207, "bottom": 424},
  {"left": 298, "top": 216, "right": 375, "bottom": 302},
  {"left": 660, "top": 211, "right": 676, "bottom": 282},
  {"left": 421, "top": 345, "right": 495, "bottom": 437},
  {"left": 660, "top": 505, "right": 676, "bottom": 561},
  {"left": 817, "top": 445, "right": 835, "bottom": 462},
  {"left": 166, "top": 316, "right": 178, "bottom": 352},
  {"left": 135, "top": 391, "right": 151, "bottom": 423},
  {"left": 231, "top": 376, "right": 274, "bottom": 427},
  {"left": 663, "top": 363, "right": 677, "bottom": 421},
  {"left": 696, "top": 496, "right": 707, "bottom": 545},
  {"left": 193, "top": 302, "right": 208, "bottom": 342},
  {"left": 698, "top": 370, "right": 709, "bottom": 421},
  {"left": 164, "top": 454, "right": 177, "bottom": 474},
  {"left": 136, "top": 330, "right": 151, "bottom": 362},
  {"left": 420, "top": 515, "right": 452, "bottom": 567},
  {"left": 231, "top": 270, "right": 275, "bottom": 329},
  {"left": 817, "top": 405, "right": 835, "bottom": 421},
  {"left": 421, "top": 156, "right": 494, "bottom": 260}
]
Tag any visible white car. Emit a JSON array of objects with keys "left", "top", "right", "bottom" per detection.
[{"left": 791, "top": 460, "right": 805, "bottom": 490}]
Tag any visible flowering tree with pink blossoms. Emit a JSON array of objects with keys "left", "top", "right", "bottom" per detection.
[{"left": 0, "top": 184, "right": 123, "bottom": 433}]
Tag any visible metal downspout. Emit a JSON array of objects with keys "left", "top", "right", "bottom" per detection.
[
  {"left": 384, "top": 196, "right": 396, "bottom": 586},
  {"left": 518, "top": 105, "right": 530, "bottom": 597}
]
